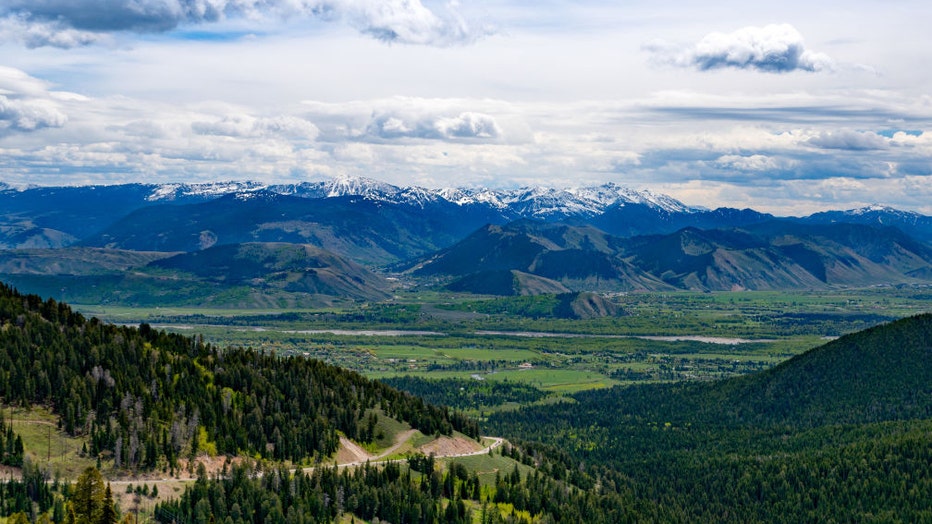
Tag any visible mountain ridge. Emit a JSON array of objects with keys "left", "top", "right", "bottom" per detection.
[
  {"left": 136, "top": 177, "right": 694, "bottom": 215},
  {"left": 2, "top": 176, "right": 930, "bottom": 256},
  {"left": 404, "top": 220, "right": 932, "bottom": 293}
]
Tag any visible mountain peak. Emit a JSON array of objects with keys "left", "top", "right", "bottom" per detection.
[
  {"left": 324, "top": 176, "right": 402, "bottom": 198},
  {"left": 848, "top": 204, "right": 917, "bottom": 217},
  {"left": 801, "top": 204, "right": 932, "bottom": 242}
]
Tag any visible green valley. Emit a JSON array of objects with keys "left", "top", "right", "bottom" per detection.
[{"left": 74, "top": 287, "right": 931, "bottom": 404}]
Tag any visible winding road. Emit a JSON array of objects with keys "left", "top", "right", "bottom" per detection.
[
  {"left": 106, "top": 434, "right": 506, "bottom": 488},
  {"left": 310, "top": 435, "right": 505, "bottom": 471}
]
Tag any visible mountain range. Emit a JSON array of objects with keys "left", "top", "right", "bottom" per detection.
[
  {"left": 1, "top": 176, "right": 931, "bottom": 303},
  {"left": 404, "top": 219, "right": 932, "bottom": 293},
  {"left": 0, "top": 177, "right": 689, "bottom": 252}
]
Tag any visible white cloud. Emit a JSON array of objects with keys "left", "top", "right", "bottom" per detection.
[
  {"left": 366, "top": 110, "right": 501, "bottom": 140},
  {"left": 0, "top": 95, "right": 67, "bottom": 131},
  {"left": 192, "top": 114, "right": 319, "bottom": 140},
  {"left": 0, "top": 12, "right": 104, "bottom": 49},
  {"left": 328, "top": 0, "right": 492, "bottom": 46},
  {"left": 302, "top": 97, "right": 524, "bottom": 143},
  {"left": 715, "top": 154, "right": 793, "bottom": 172},
  {"left": 0, "top": 65, "right": 56, "bottom": 97},
  {"left": 0, "top": 67, "right": 67, "bottom": 133},
  {"left": 0, "top": 0, "right": 491, "bottom": 47},
  {"left": 649, "top": 24, "right": 834, "bottom": 73},
  {"left": 805, "top": 129, "right": 888, "bottom": 150}
]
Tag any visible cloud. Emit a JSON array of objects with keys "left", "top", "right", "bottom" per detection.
[
  {"left": 715, "top": 154, "right": 793, "bottom": 172},
  {"left": 805, "top": 130, "right": 889, "bottom": 150},
  {"left": 0, "top": 12, "right": 104, "bottom": 48},
  {"left": 303, "top": 97, "right": 525, "bottom": 145},
  {"left": 0, "top": 65, "right": 56, "bottom": 96},
  {"left": 649, "top": 24, "right": 834, "bottom": 73},
  {"left": 324, "top": 0, "right": 491, "bottom": 46},
  {"left": 366, "top": 111, "right": 501, "bottom": 140},
  {"left": 0, "top": 0, "right": 491, "bottom": 48},
  {"left": 192, "top": 114, "right": 319, "bottom": 140},
  {"left": 637, "top": 89, "right": 922, "bottom": 129},
  {"left": 0, "top": 95, "right": 67, "bottom": 131},
  {"left": 0, "top": 67, "right": 67, "bottom": 133}
]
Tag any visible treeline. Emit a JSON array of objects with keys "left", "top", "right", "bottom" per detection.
[
  {"left": 486, "top": 314, "right": 932, "bottom": 521},
  {"left": 446, "top": 294, "right": 584, "bottom": 319},
  {"left": 379, "top": 376, "right": 547, "bottom": 411},
  {"left": 609, "top": 356, "right": 770, "bottom": 383},
  {"left": 0, "top": 458, "right": 59, "bottom": 520},
  {"left": 156, "top": 461, "right": 471, "bottom": 524},
  {"left": 0, "top": 410, "right": 24, "bottom": 467},
  {"left": 769, "top": 311, "right": 895, "bottom": 337},
  {"left": 141, "top": 303, "right": 424, "bottom": 328},
  {"left": 155, "top": 454, "right": 638, "bottom": 524},
  {"left": 2, "top": 465, "right": 134, "bottom": 524},
  {"left": 0, "top": 283, "right": 477, "bottom": 472}
]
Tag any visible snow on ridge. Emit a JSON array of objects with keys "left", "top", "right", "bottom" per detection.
[
  {"left": 482, "top": 182, "right": 692, "bottom": 216},
  {"left": 437, "top": 187, "right": 473, "bottom": 205},
  {"left": 468, "top": 189, "right": 507, "bottom": 208},
  {"left": 146, "top": 176, "right": 691, "bottom": 215},
  {"left": 849, "top": 204, "right": 902, "bottom": 215},
  {"left": 148, "top": 181, "right": 266, "bottom": 201},
  {"left": 147, "top": 183, "right": 184, "bottom": 201},
  {"left": 324, "top": 175, "right": 400, "bottom": 199},
  {"left": 841, "top": 205, "right": 924, "bottom": 225}
]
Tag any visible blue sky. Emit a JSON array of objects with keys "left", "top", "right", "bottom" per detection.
[{"left": 0, "top": 0, "right": 931, "bottom": 215}]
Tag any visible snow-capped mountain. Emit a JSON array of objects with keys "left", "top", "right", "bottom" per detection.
[
  {"left": 828, "top": 205, "right": 925, "bottom": 222},
  {"left": 1, "top": 176, "right": 929, "bottom": 260},
  {"left": 144, "top": 176, "right": 693, "bottom": 218},
  {"left": 803, "top": 205, "right": 932, "bottom": 243},
  {"left": 482, "top": 183, "right": 691, "bottom": 217}
]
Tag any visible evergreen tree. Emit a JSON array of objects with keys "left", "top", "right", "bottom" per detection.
[
  {"left": 70, "top": 467, "right": 105, "bottom": 524},
  {"left": 99, "top": 484, "right": 118, "bottom": 524}
]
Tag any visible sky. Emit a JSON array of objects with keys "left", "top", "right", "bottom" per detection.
[{"left": 1, "top": 0, "right": 931, "bottom": 215}]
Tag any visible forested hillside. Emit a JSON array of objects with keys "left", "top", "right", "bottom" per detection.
[
  {"left": 487, "top": 313, "right": 932, "bottom": 521},
  {"left": 0, "top": 283, "right": 477, "bottom": 470},
  {"left": 156, "top": 446, "right": 637, "bottom": 524},
  {"left": 0, "top": 284, "right": 637, "bottom": 524}
]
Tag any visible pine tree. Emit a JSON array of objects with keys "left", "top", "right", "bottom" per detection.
[
  {"left": 99, "top": 484, "right": 118, "bottom": 524},
  {"left": 71, "top": 466, "right": 105, "bottom": 524}
]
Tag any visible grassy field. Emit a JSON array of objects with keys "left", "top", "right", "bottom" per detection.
[
  {"left": 443, "top": 450, "right": 534, "bottom": 488},
  {"left": 3, "top": 406, "right": 95, "bottom": 479}
]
